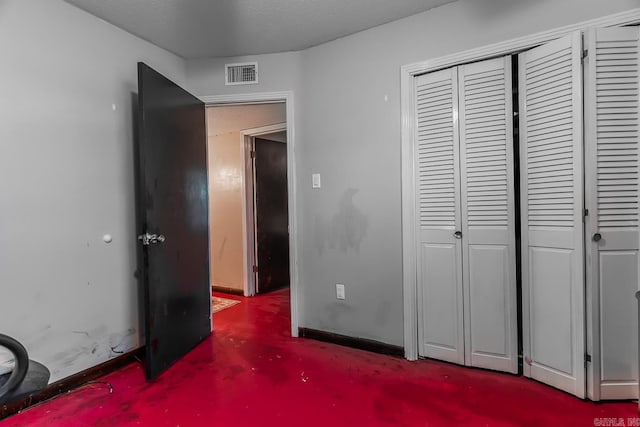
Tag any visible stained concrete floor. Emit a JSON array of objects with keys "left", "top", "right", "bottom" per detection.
[{"left": 2, "top": 289, "right": 636, "bottom": 426}]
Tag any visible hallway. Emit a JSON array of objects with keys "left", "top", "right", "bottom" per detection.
[{"left": 2, "top": 289, "right": 636, "bottom": 426}]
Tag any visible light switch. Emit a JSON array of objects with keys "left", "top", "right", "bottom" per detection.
[{"left": 312, "top": 173, "right": 321, "bottom": 189}]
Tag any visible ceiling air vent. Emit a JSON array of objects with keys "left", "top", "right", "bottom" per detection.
[{"left": 225, "top": 62, "right": 258, "bottom": 85}]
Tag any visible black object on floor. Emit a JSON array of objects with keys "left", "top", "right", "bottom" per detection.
[{"left": 0, "top": 334, "right": 50, "bottom": 406}]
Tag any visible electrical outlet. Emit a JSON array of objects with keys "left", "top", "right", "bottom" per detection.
[{"left": 336, "top": 284, "right": 345, "bottom": 300}]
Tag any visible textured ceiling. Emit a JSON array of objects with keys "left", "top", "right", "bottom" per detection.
[{"left": 64, "top": 0, "right": 457, "bottom": 59}]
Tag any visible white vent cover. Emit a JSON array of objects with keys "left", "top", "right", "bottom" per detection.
[{"left": 225, "top": 62, "right": 258, "bottom": 85}]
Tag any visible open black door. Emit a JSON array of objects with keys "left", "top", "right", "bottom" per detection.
[
  {"left": 137, "top": 63, "right": 210, "bottom": 380},
  {"left": 254, "top": 137, "right": 290, "bottom": 293}
]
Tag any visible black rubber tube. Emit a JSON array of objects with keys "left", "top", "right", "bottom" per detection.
[{"left": 0, "top": 334, "right": 29, "bottom": 398}]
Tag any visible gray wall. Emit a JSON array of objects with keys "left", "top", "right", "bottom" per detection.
[
  {"left": 188, "top": 0, "right": 640, "bottom": 347},
  {"left": 298, "top": 0, "right": 639, "bottom": 346},
  {"left": 187, "top": 52, "right": 302, "bottom": 97},
  {"left": 0, "top": 0, "right": 186, "bottom": 381}
]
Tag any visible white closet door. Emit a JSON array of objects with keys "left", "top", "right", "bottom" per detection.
[
  {"left": 585, "top": 26, "right": 640, "bottom": 401},
  {"left": 459, "top": 57, "right": 518, "bottom": 374},
  {"left": 415, "top": 68, "right": 465, "bottom": 364},
  {"left": 519, "top": 31, "right": 585, "bottom": 397}
]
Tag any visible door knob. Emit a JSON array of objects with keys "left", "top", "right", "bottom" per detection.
[
  {"left": 138, "top": 233, "right": 166, "bottom": 246},
  {"left": 593, "top": 233, "right": 602, "bottom": 242},
  {"left": 454, "top": 231, "right": 462, "bottom": 239}
]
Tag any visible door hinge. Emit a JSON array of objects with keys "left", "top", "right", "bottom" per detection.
[
  {"left": 252, "top": 265, "right": 259, "bottom": 273},
  {"left": 585, "top": 353, "right": 592, "bottom": 366},
  {"left": 250, "top": 150, "right": 256, "bottom": 159},
  {"left": 581, "top": 49, "right": 588, "bottom": 62},
  {"left": 584, "top": 208, "right": 589, "bottom": 217}
]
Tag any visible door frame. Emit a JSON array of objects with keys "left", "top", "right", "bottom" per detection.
[
  {"left": 240, "top": 122, "right": 287, "bottom": 297},
  {"left": 400, "top": 9, "right": 640, "bottom": 361},
  {"left": 201, "top": 91, "right": 299, "bottom": 338}
]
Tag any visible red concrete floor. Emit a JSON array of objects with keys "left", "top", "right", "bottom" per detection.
[{"left": 1, "top": 289, "right": 637, "bottom": 426}]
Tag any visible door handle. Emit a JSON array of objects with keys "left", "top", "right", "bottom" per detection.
[
  {"left": 593, "top": 233, "right": 602, "bottom": 242},
  {"left": 138, "top": 233, "right": 166, "bottom": 246},
  {"left": 453, "top": 231, "right": 462, "bottom": 239}
]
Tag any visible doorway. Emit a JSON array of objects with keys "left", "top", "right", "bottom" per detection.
[
  {"left": 241, "top": 124, "right": 289, "bottom": 295},
  {"left": 135, "top": 66, "right": 299, "bottom": 383},
  {"left": 205, "top": 101, "right": 293, "bottom": 324}
]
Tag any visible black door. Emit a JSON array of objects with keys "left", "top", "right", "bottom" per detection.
[
  {"left": 254, "top": 137, "right": 290, "bottom": 293},
  {"left": 137, "top": 63, "right": 210, "bottom": 380}
]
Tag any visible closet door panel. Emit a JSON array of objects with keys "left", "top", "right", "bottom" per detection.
[
  {"left": 585, "top": 26, "right": 640, "bottom": 401},
  {"left": 467, "top": 244, "right": 510, "bottom": 356},
  {"left": 420, "top": 242, "right": 463, "bottom": 361},
  {"left": 459, "top": 57, "right": 518, "bottom": 373},
  {"left": 415, "top": 68, "right": 465, "bottom": 364},
  {"left": 519, "top": 31, "right": 585, "bottom": 398},
  {"left": 529, "top": 247, "right": 574, "bottom": 374},
  {"left": 600, "top": 252, "right": 638, "bottom": 398}
]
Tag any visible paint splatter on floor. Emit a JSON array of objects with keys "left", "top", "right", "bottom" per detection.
[{"left": 2, "top": 289, "right": 636, "bottom": 426}]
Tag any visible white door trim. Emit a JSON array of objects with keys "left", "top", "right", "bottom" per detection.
[
  {"left": 401, "top": 9, "right": 640, "bottom": 361},
  {"left": 202, "top": 91, "right": 299, "bottom": 338},
  {"left": 241, "top": 123, "right": 288, "bottom": 137},
  {"left": 239, "top": 123, "right": 287, "bottom": 297}
]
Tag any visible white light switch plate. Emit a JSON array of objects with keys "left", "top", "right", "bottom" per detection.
[
  {"left": 312, "top": 173, "right": 321, "bottom": 189},
  {"left": 336, "top": 284, "right": 345, "bottom": 300}
]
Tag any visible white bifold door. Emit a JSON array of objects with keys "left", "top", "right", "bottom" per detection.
[
  {"left": 415, "top": 56, "right": 518, "bottom": 373},
  {"left": 519, "top": 31, "right": 586, "bottom": 398},
  {"left": 584, "top": 26, "right": 640, "bottom": 401}
]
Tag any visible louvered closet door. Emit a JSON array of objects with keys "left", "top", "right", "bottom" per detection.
[
  {"left": 459, "top": 57, "right": 518, "bottom": 374},
  {"left": 519, "top": 31, "right": 585, "bottom": 398},
  {"left": 585, "top": 26, "right": 640, "bottom": 401},
  {"left": 415, "top": 68, "right": 465, "bottom": 364}
]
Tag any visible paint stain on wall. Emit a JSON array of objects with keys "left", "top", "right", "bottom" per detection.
[
  {"left": 375, "top": 301, "right": 391, "bottom": 326},
  {"left": 313, "top": 216, "right": 326, "bottom": 256},
  {"left": 314, "top": 302, "right": 356, "bottom": 332},
  {"left": 109, "top": 328, "right": 137, "bottom": 355},
  {"left": 218, "top": 236, "right": 227, "bottom": 260},
  {"left": 329, "top": 189, "right": 368, "bottom": 253},
  {"left": 313, "top": 189, "right": 369, "bottom": 255}
]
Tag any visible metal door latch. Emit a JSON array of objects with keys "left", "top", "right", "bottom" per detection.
[{"left": 138, "top": 233, "right": 166, "bottom": 246}]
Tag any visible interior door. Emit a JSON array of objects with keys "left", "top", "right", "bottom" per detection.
[
  {"left": 518, "top": 32, "right": 586, "bottom": 397},
  {"left": 459, "top": 56, "right": 518, "bottom": 374},
  {"left": 254, "top": 137, "right": 290, "bottom": 294},
  {"left": 585, "top": 26, "right": 640, "bottom": 400},
  {"left": 415, "top": 67, "right": 465, "bottom": 364},
  {"left": 137, "top": 63, "right": 211, "bottom": 380}
]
